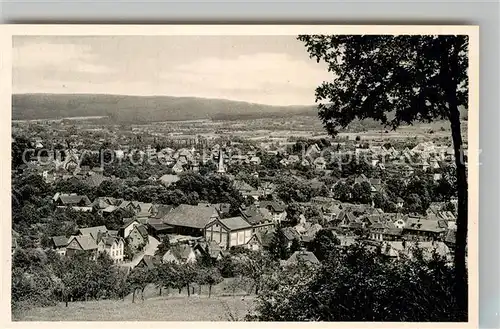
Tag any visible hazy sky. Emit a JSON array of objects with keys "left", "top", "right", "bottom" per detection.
[{"left": 13, "top": 36, "right": 332, "bottom": 106}]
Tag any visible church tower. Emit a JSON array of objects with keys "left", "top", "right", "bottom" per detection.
[{"left": 217, "top": 148, "right": 226, "bottom": 173}]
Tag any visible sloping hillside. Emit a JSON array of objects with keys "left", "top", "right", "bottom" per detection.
[{"left": 12, "top": 93, "right": 317, "bottom": 123}]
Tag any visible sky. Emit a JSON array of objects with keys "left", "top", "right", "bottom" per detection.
[{"left": 12, "top": 36, "right": 332, "bottom": 106}]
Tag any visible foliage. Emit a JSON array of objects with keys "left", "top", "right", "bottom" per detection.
[
  {"left": 307, "top": 229, "right": 340, "bottom": 262},
  {"left": 268, "top": 226, "right": 290, "bottom": 260},
  {"left": 155, "top": 235, "right": 171, "bottom": 257},
  {"left": 250, "top": 243, "right": 465, "bottom": 321},
  {"left": 297, "top": 34, "right": 469, "bottom": 310}
]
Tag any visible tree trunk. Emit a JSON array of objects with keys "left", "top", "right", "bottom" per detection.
[
  {"left": 178, "top": 287, "right": 182, "bottom": 294},
  {"left": 132, "top": 290, "right": 136, "bottom": 303},
  {"left": 187, "top": 284, "right": 191, "bottom": 297},
  {"left": 159, "top": 287, "right": 162, "bottom": 296},
  {"left": 141, "top": 287, "right": 145, "bottom": 301},
  {"left": 209, "top": 285, "right": 212, "bottom": 298},
  {"left": 449, "top": 101, "right": 468, "bottom": 316},
  {"left": 443, "top": 38, "right": 468, "bottom": 319},
  {"left": 199, "top": 284, "right": 202, "bottom": 295}
]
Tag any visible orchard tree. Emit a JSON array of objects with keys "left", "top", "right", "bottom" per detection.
[{"left": 298, "top": 34, "right": 469, "bottom": 311}]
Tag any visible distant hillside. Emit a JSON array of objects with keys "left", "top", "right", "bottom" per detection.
[{"left": 12, "top": 94, "right": 318, "bottom": 123}]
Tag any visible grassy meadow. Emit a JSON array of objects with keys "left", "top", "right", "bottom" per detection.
[{"left": 13, "top": 278, "right": 256, "bottom": 321}]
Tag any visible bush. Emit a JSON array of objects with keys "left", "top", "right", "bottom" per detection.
[{"left": 249, "top": 243, "right": 466, "bottom": 322}]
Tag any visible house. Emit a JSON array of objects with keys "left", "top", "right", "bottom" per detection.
[
  {"left": 127, "top": 224, "right": 149, "bottom": 251},
  {"left": 393, "top": 214, "right": 407, "bottom": 228},
  {"left": 402, "top": 218, "right": 447, "bottom": 241},
  {"left": 162, "top": 244, "right": 197, "bottom": 264},
  {"left": 285, "top": 250, "right": 320, "bottom": 267},
  {"left": 51, "top": 236, "right": 69, "bottom": 256},
  {"left": 294, "top": 222, "right": 322, "bottom": 244},
  {"left": 337, "top": 210, "right": 363, "bottom": 229},
  {"left": 239, "top": 205, "right": 275, "bottom": 233},
  {"left": 381, "top": 240, "right": 452, "bottom": 262},
  {"left": 146, "top": 219, "right": 173, "bottom": 240},
  {"left": 65, "top": 235, "right": 98, "bottom": 260},
  {"left": 233, "top": 180, "right": 259, "bottom": 200},
  {"left": 396, "top": 197, "right": 404, "bottom": 209},
  {"left": 287, "top": 155, "right": 300, "bottom": 165},
  {"left": 249, "top": 156, "right": 261, "bottom": 165},
  {"left": 245, "top": 233, "right": 264, "bottom": 251},
  {"left": 136, "top": 254, "right": 160, "bottom": 270},
  {"left": 83, "top": 173, "right": 109, "bottom": 188},
  {"left": 259, "top": 182, "right": 276, "bottom": 198},
  {"left": 163, "top": 204, "right": 219, "bottom": 236},
  {"left": 193, "top": 241, "right": 224, "bottom": 261},
  {"left": 78, "top": 226, "right": 108, "bottom": 242},
  {"left": 282, "top": 227, "right": 302, "bottom": 248},
  {"left": 204, "top": 216, "right": 253, "bottom": 250},
  {"left": 53, "top": 192, "right": 92, "bottom": 210},
  {"left": 313, "top": 157, "right": 327, "bottom": 170},
  {"left": 259, "top": 201, "right": 287, "bottom": 223},
  {"left": 97, "top": 235, "right": 125, "bottom": 264},
  {"left": 305, "top": 144, "right": 321, "bottom": 160},
  {"left": 300, "top": 158, "right": 310, "bottom": 167}
]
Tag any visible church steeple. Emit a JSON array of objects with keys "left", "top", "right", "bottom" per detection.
[{"left": 217, "top": 148, "right": 226, "bottom": 173}]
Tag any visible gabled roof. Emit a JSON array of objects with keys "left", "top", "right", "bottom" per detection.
[
  {"left": 233, "top": 180, "right": 255, "bottom": 192},
  {"left": 55, "top": 193, "right": 91, "bottom": 206},
  {"left": 282, "top": 227, "right": 301, "bottom": 241},
  {"left": 150, "top": 205, "right": 174, "bottom": 220},
  {"left": 240, "top": 205, "right": 267, "bottom": 225},
  {"left": 163, "top": 244, "right": 195, "bottom": 263},
  {"left": 135, "top": 225, "right": 149, "bottom": 238},
  {"left": 68, "top": 235, "right": 98, "bottom": 250},
  {"left": 121, "top": 218, "right": 139, "bottom": 229},
  {"left": 286, "top": 250, "right": 320, "bottom": 266},
  {"left": 259, "top": 201, "right": 286, "bottom": 213},
  {"left": 84, "top": 174, "right": 108, "bottom": 187},
  {"left": 163, "top": 204, "right": 218, "bottom": 229},
  {"left": 218, "top": 216, "right": 252, "bottom": 231},
  {"left": 51, "top": 236, "right": 69, "bottom": 248},
  {"left": 78, "top": 226, "right": 108, "bottom": 242}
]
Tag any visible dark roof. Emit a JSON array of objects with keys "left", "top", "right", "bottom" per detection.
[
  {"left": 282, "top": 227, "right": 301, "bottom": 241},
  {"left": 147, "top": 219, "right": 173, "bottom": 231},
  {"left": 166, "top": 244, "right": 194, "bottom": 262},
  {"left": 444, "top": 229, "right": 456, "bottom": 244},
  {"left": 259, "top": 201, "right": 286, "bottom": 213},
  {"left": 240, "top": 205, "right": 266, "bottom": 225},
  {"left": 258, "top": 230, "right": 275, "bottom": 247},
  {"left": 84, "top": 174, "right": 108, "bottom": 187},
  {"left": 137, "top": 255, "right": 158, "bottom": 270},
  {"left": 136, "top": 225, "right": 149, "bottom": 238},
  {"left": 51, "top": 236, "right": 69, "bottom": 248},
  {"left": 57, "top": 194, "right": 91, "bottom": 206},
  {"left": 163, "top": 204, "right": 218, "bottom": 229},
  {"left": 219, "top": 216, "right": 252, "bottom": 231},
  {"left": 121, "top": 218, "right": 139, "bottom": 229},
  {"left": 286, "top": 250, "right": 320, "bottom": 266},
  {"left": 151, "top": 205, "right": 174, "bottom": 220}
]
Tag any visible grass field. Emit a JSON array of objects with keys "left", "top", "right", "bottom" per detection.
[
  {"left": 14, "top": 295, "right": 255, "bottom": 321},
  {"left": 13, "top": 279, "right": 257, "bottom": 321}
]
